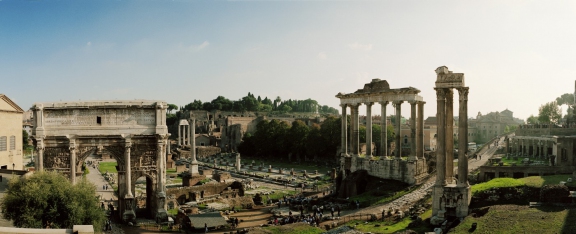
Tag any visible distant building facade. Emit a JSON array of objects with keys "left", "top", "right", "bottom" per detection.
[{"left": 0, "top": 94, "right": 24, "bottom": 170}]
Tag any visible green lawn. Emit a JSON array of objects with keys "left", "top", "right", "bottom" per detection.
[
  {"left": 262, "top": 223, "right": 323, "bottom": 234},
  {"left": 472, "top": 175, "right": 576, "bottom": 195},
  {"left": 451, "top": 205, "right": 576, "bottom": 234},
  {"left": 98, "top": 162, "right": 118, "bottom": 174}
]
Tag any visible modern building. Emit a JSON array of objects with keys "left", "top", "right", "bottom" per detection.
[{"left": 0, "top": 94, "right": 24, "bottom": 170}]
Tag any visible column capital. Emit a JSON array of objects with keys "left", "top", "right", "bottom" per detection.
[
  {"left": 418, "top": 101, "right": 426, "bottom": 105},
  {"left": 349, "top": 103, "right": 361, "bottom": 109},
  {"left": 380, "top": 101, "right": 389, "bottom": 106},
  {"left": 392, "top": 100, "right": 404, "bottom": 105},
  {"left": 339, "top": 104, "right": 348, "bottom": 108},
  {"left": 365, "top": 102, "right": 374, "bottom": 107},
  {"left": 458, "top": 87, "right": 470, "bottom": 101},
  {"left": 156, "top": 134, "right": 169, "bottom": 141},
  {"left": 434, "top": 88, "right": 447, "bottom": 100},
  {"left": 409, "top": 100, "right": 418, "bottom": 105}
]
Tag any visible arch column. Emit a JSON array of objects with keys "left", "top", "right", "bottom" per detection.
[
  {"left": 190, "top": 119, "right": 199, "bottom": 175},
  {"left": 393, "top": 101, "right": 403, "bottom": 158},
  {"left": 156, "top": 134, "right": 168, "bottom": 222},
  {"left": 37, "top": 138, "right": 44, "bottom": 171},
  {"left": 69, "top": 139, "right": 77, "bottom": 184},
  {"left": 380, "top": 101, "right": 388, "bottom": 157},
  {"left": 366, "top": 102, "right": 373, "bottom": 156},
  {"left": 340, "top": 104, "right": 348, "bottom": 156},
  {"left": 123, "top": 138, "right": 136, "bottom": 222}
]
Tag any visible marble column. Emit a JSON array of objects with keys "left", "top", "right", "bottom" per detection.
[
  {"left": 178, "top": 125, "right": 182, "bottom": 146},
  {"left": 435, "top": 88, "right": 447, "bottom": 186},
  {"left": 351, "top": 104, "right": 360, "bottom": 155},
  {"left": 341, "top": 104, "right": 348, "bottom": 156},
  {"left": 409, "top": 101, "right": 417, "bottom": 160},
  {"left": 417, "top": 101, "right": 425, "bottom": 159},
  {"left": 366, "top": 102, "right": 373, "bottom": 156},
  {"left": 445, "top": 89, "right": 454, "bottom": 183},
  {"left": 190, "top": 119, "right": 199, "bottom": 175},
  {"left": 394, "top": 101, "right": 403, "bottom": 158},
  {"left": 124, "top": 140, "right": 133, "bottom": 198},
  {"left": 70, "top": 142, "right": 77, "bottom": 184},
  {"left": 458, "top": 87, "right": 469, "bottom": 186},
  {"left": 380, "top": 101, "right": 388, "bottom": 157},
  {"left": 37, "top": 139, "right": 44, "bottom": 171},
  {"left": 157, "top": 135, "right": 167, "bottom": 193}
]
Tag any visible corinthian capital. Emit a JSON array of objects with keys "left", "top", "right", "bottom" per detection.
[
  {"left": 435, "top": 88, "right": 447, "bottom": 100},
  {"left": 458, "top": 87, "right": 469, "bottom": 101}
]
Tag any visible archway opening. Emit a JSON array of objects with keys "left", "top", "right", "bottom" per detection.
[{"left": 134, "top": 175, "right": 154, "bottom": 219}]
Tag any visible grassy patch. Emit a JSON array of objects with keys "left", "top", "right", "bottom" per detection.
[
  {"left": 471, "top": 178, "right": 525, "bottom": 195},
  {"left": 349, "top": 180, "right": 414, "bottom": 207},
  {"left": 519, "top": 175, "right": 574, "bottom": 188},
  {"left": 166, "top": 168, "right": 176, "bottom": 173},
  {"left": 98, "top": 162, "right": 118, "bottom": 174},
  {"left": 262, "top": 223, "right": 323, "bottom": 234},
  {"left": 262, "top": 190, "right": 298, "bottom": 204},
  {"left": 167, "top": 208, "right": 178, "bottom": 216},
  {"left": 451, "top": 205, "right": 576, "bottom": 233},
  {"left": 347, "top": 208, "right": 432, "bottom": 234}
]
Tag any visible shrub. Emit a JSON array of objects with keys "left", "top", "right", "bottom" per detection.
[{"left": 540, "top": 184, "right": 570, "bottom": 203}]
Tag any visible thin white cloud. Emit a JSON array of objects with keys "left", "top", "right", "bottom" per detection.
[
  {"left": 348, "top": 42, "right": 373, "bottom": 51},
  {"left": 317, "top": 52, "right": 327, "bottom": 60},
  {"left": 190, "top": 41, "right": 210, "bottom": 51}
]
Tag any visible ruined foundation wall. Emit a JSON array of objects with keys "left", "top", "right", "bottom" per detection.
[{"left": 352, "top": 157, "right": 428, "bottom": 185}]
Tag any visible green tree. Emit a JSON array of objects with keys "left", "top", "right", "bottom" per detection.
[
  {"left": 167, "top": 104, "right": 178, "bottom": 114},
  {"left": 538, "top": 101, "right": 562, "bottom": 124},
  {"left": 22, "top": 130, "right": 29, "bottom": 148},
  {"left": 527, "top": 115, "right": 539, "bottom": 124},
  {"left": 287, "top": 120, "right": 310, "bottom": 161},
  {"left": 0, "top": 171, "right": 105, "bottom": 231}
]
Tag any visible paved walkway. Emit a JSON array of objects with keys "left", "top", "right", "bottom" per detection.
[{"left": 84, "top": 155, "right": 124, "bottom": 234}]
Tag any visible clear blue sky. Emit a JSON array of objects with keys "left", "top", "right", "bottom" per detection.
[{"left": 2, "top": 0, "right": 576, "bottom": 121}]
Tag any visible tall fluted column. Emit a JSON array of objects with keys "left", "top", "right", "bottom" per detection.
[
  {"left": 37, "top": 139, "right": 44, "bottom": 171},
  {"left": 445, "top": 89, "right": 454, "bottom": 183},
  {"left": 190, "top": 119, "right": 199, "bottom": 175},
  {"left": 70, "top": 143, "right": 77, "bottom": 184},
  {"left": 341, "top": 104, "right": 348, "bottom": 156},
  {"left": 366, "top": 103, "right": 373, "bottom": 156},
  {"left": 409, "top": 101, "right": 417, "bottom": 160},
  {"left": 458, "top": 87, "right": 469, "bottom": 186},
  {"left": 157, "top": 135, "right": 167, "bottom": 192},
  {"left": 380, "top": 101, "right": 388, "bottom": 157},
  {"left": 417, "top": 101, "right": 425, "bottom": 159},
  {"left": 435, "top": 88, "right": 447, "bottom": 186},
  {"left": 350, "top": 104, "right": 360, "bottom": 155},
  {"left": 124, "top": 140, "right": 133, "bottom": 198},
  {"left": 178, "top": 125, "right": 182, "bottom": 146},
  {"left": 394, "top": 101, "right": 403, "bottom": 158}
]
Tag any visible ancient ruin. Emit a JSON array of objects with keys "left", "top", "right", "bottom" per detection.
[
  {"left": 430, "top": 66, "right": 471, "bottom": 224},
  {"left": 336, "top": 78, "right": 428, "bottom": 185},
  {"left": 31, "top": 100, "right": 170, "bottom": 223}
]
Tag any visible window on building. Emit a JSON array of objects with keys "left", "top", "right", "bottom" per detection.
[
  {"left": 97, "top": 116, "right": 102, "bottom": 124},
  {"left": 9, "top": 136, "right": 15, "bottom": 150},
  {"left": 0, "top": 136, "right": 6, "bottom": 151}
]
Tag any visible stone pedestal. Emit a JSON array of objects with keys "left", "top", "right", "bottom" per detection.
[{"left": 182, "top": 174, "right": 207, "bottom": 187}]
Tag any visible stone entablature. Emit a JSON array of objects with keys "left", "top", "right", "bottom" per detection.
[{"left": 32, "top": 100, "right": 169, "bottom": 224}]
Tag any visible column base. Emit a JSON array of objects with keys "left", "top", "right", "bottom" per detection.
[
  {"left": 122, "top": 209, "right": 136, "bottom": 223},
  {"left": 156, "top": 209, "right": 168, "bottom": 223}
]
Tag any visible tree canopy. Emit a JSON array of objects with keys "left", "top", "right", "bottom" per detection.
[
  {"left": 177, "top": 93, "right": 338, "bottom": 115},
  {"left": 538, "top": 101, "right": 562, "bottom": 124},
  {"left": 0, "top": 171, "right": 105, "bottom": 231}
]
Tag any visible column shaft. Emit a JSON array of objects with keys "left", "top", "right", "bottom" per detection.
[
  {"left": 446, "top": 89, "right": 454, "bottom": 183},
  {"left": 366, "top": 103, "right": 373, "bottom": 156},
  {"left": 394, "top": 101, "right": 403, "bottom": 158},
  {"left": 409, "top": 101, "right": 417, "bottom": 160},
  {"left": 435, "top": 88, "right": 447, "bottom": 186},
  {"left": 157, "top": 139, "right": 165, "bottom": 192},
  {"left": 70, "top": 146, "right": 76, "bottom": 184},
  {"left": 458, "top": 87, "right": 469, "bottom": 186},
  {"left": 125, "top": 142, "right": 133, "bottom": 198},
  {"left": 351, "top": 104, "right": 360, "bottom": 155},
  {"left": 341, "top": 105, "right": 348, "bottom": 156},
  {"left": 381, "top": 102, "right": 388, "bottom": 156},
  {"left": 178, "top": 125, "right": 182, "bottom": 146},
  {"left": 417, "top": 102, "right": 425, "bottom": 159},
  {"left": 37, "top": 140, "right": 44, "bottom": 171}
]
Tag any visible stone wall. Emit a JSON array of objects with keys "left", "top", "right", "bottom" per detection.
[
  {"left": 167, "top": 181, "right": 244, "bottom": 205},
  {"left": 197, "top": 146, "right": 221, "bottom": 158},
  {"left": 478, "top": 165, "right": 575, "bottom": 182},
  {"left": 346, "top": 156, "right": 428, "bottom": 185}
]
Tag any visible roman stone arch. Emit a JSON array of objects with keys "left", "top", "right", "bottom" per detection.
[{"left": 32, "top": 100, "right": 169, "bottom": 223}]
